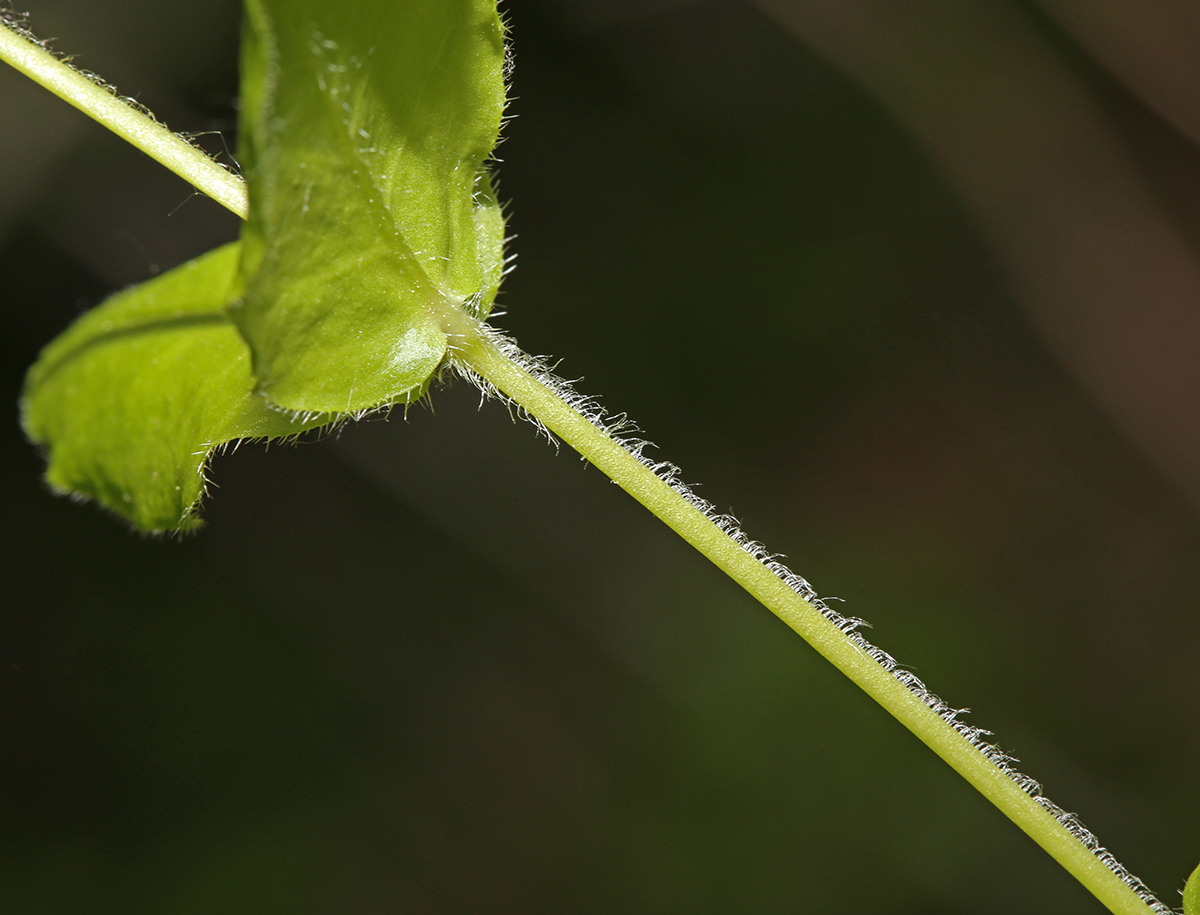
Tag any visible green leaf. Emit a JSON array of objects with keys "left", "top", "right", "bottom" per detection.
[
  {"left": 1186, "top": 862, "right": 1200, "bottom": 915},
  {"left": 21, "top": 0, "right": 508, "bottom": 531},
  {"left": 21, "top": 243, "right": 327, "bottom": 533},
  {"left": 234, "top": 0, "right": 508, "bottom": 414}
]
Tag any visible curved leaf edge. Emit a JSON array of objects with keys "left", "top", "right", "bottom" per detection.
[{"left": 20, "top": 242, "right": 434, "bottom": 534}]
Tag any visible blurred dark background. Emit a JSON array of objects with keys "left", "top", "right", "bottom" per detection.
[{"left": 2, "top": 1, "right": 1198, "bottom": 912}]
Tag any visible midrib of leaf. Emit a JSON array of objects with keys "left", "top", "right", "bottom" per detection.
[
  {"left": 321, "top": 65, "right": 449, "bottom": 317},
  {"left": 230, "top": 0, "right": 506, "bottom": 415},
  {"left": 0, "top": 16, "right": 1171, "bottom": 915}
]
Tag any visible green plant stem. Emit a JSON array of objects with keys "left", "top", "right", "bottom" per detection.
[
  {"left": 439, "top": 312, "right": 1158, "bottom": 915},
  {"left": 0, "top": 28, "right": 1164, "bottom": 914},
  {"left": 0, "top": 23, "right": 248, "bottom": 219}
]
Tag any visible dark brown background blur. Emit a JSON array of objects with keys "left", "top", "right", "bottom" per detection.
[{"left": 2, "top": 1, "right": 1198, "bottom": 912}]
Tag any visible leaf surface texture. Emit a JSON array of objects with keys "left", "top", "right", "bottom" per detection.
[
  {"left": 23, "top": 244, "right": 326, "bottom": 532},
  {"left": 235, "top": 0, "right": 507, "bottom": 413}
]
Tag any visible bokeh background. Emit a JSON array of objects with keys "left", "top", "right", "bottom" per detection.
[{"left": 2, "top": 1, "right": 1198, "bottom": 912}]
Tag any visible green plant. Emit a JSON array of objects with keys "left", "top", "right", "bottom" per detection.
[{"left": 2, "top": 2, "right": 1195, "bottom": 913}]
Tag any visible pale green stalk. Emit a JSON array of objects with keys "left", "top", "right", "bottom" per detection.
[
  {"left": 441, "top": 313, "right": 1160, "bottom": 915},
  {"left": 0, "top": 22, "right": 248, "bottom": 219},
  {"left": 0, "top": 22, "right": 1166, "bottom": 915}
]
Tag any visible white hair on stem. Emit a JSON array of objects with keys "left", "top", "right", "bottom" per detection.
[{"left": 449, "top": 322, "right": 1173, "bottom": 915}]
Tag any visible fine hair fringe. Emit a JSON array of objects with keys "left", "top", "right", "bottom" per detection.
[
  {"left": 0, "top": 7, "right": 230, "bottom": 167},
  {"left": 450, "top": 323, "right": 1175, "bottom": 915}
]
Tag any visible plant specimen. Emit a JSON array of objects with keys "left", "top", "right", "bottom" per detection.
[{"left": 2, "top": 2, "right": 1196, "bottom": 913}]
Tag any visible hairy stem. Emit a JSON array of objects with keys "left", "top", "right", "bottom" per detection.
[
  {"left": 0, "top": 21, "right": 248, "bottom": 218},
  {"left": 438, "top": 311, "right": 1164, "bottom": 915},
  {"left": 0, "top": 21, "right": 1168, "bottom": 914}
]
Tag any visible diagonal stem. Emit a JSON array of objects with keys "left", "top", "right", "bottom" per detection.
[
  {"left": 436, "top": 309, "right": 1168, "bottom": 915},
  {"left": 0, "top": 21, "right": 248, "bottom": 219}
]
